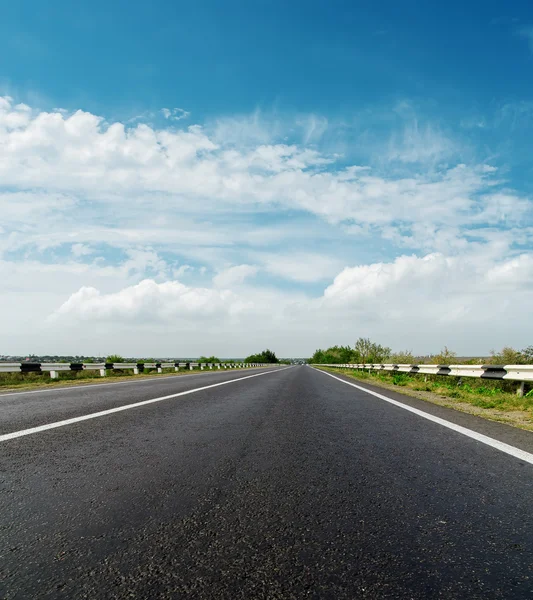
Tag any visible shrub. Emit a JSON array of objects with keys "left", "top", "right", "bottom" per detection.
[
  {"left": 106, "top": 354, "right": 124, "bottom": 363},
  {"left": 489, "top": 346, "right": 525, "bottom": 365},
  {"left": 432, "top": 347, "right": 457, "bottom": 365}
]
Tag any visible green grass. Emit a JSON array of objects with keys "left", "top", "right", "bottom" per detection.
[{"left": 319, "top": 367, "right": 533, "bottom": 414}]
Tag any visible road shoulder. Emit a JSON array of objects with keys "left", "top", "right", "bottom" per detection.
[{"left": 312, "top": 366, "right": 533, "bottom": 456}]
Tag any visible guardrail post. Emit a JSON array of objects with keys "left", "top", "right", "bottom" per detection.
[
  {"left": 50, "top": 370, "right": 58, "bottom": 379},
  {"left": 133, "top": 366, "right": 139, "bottom": 375},
  {"left": 517, "top": 381, "right": 526, "bottom": 397},
  {"left": 175, "top": 363, "right": 179, "bottom": 372},
  {"left": 188, "top": 362, "right": 193, "bottom": 371}
]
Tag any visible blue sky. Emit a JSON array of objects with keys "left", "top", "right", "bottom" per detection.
[
  {"left": 3, "top": 1, "right": 533, "bottom": 121},
  {"left": 1, "top": 0, "right": 533, "bottom": 356}
]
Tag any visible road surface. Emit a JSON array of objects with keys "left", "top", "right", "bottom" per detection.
[{"left": 1, "top": 365, "right": 533, "bottom": 598}]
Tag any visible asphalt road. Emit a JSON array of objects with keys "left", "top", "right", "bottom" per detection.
[{"left": 1, "top": 365, "right": 533, "bottom": 599}]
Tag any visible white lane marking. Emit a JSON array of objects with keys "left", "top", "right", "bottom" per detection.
[
  {"left": 0, "top": 367, "right": 292, "bottom": 442},
  {"left": 0, "top": 367, "right": 274, "bottom": 399},
  {"left": 313, "top": 367, "right": 533, "bottom": 466}
]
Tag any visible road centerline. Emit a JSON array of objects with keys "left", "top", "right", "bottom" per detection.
[{"left": 0, "top": 367, "right": 291, "bottom": 443}]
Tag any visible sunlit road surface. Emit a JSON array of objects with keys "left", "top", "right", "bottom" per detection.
[{"left": 1, "top": 365, "right": 533, "bottom": 599}]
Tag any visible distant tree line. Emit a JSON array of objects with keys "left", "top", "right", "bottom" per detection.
[
  {"left": 107, "top": 354, "right": 237, "bottom": 364},
  {"left": 198, "top": 355, "right": 222, "bottom": 364},
  {"left": 310, "top": 339, "right": 533, "bottom": 365}
]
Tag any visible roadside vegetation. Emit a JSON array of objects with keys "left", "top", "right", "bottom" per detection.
[
  {"left": 0, "top": 353, "right": 251, "bottom": 391},
  {"left": 310, "top": 338, "right": 533, "bottom": 366},
  {"left": 311, "top": 338, "right": 533, "bottom": 426},
  {"left": 198, "top": 355, "right": 221, "bottom": 364}
]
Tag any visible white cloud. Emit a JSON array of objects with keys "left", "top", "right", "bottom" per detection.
[
  {"left": 173, "top": 264, "right": 193, "bottom": 278},
  {"left": 52, "top": 279, "right": 253, "bottom": 322},
  {"left": 1, "top": 96, "right": 533, "bottom": 355},
  {"left": 213, "top": 264, "right": 258, "bottom": 288},
  {"left": 161, "top": 107, "right": 190, "bottom": 121},
  {"left": 71, "top": 243, "right": 93, "bottom": 257},
  {"left": 486, "top": 254, "right": 533, "bottom": 288},
  {"left": 324, "top": 253, "right": 466, "bottom": 305},
  {"left": 0, "top": 96, "right": 528, "bottom": 252},
  {"left": 39, "top": 249, "right": 533, "bottom": 356},
  {"left": 210, "top": 109, "right": 281, "bottom": 147},
  {"left": 297, "top": 114, "right": 329, "bottom": 144},
  {"left": 260, "top": 253, "right": 343, "bottom": 283},
  {"left": 322, "top": 251, "right": 533, "bottom": 327},
  {"left": 386, "top": 121, "right": 458, "bottom": 164}
]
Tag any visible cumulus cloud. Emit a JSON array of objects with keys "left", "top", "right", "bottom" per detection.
[
  {"left": 213, "top": 264, "right": 259, "bottom": 288},
  {"left": 1, "top": 96, "right": 533, "bottom": 354},
  {"left": 324, "top": 254, "right": 471, "bottom": 306},
  {"left": 321, "top": 251, "right": 533, "bottom": 332},
  {"left": 260, "top": 253, "right": 344, "bottom": 283},
  {"left": 52, "top": 279, "right": 252, "bottom": 322},
  {"left": 0, "top": 95, "right": 529, "bottom": 248},
  {"left": 44, "top": 249, "right": 533, "bottom": 355}
]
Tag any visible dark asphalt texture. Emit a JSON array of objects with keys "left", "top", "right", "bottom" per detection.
[{"left": 1, "top": 365, "right": 533, "bottom": 599}]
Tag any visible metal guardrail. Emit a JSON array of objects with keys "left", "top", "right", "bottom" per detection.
[
  {"left": 313, "top": 363, "right": 533, "bottom": 396},
  {"left": 0, "top": 362, "right": 275, "bottom": 379}
]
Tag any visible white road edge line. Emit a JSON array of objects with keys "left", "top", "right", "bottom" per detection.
[
  {"left": 0, "top": 367, "right": 272, "bottom": 399},
  {"left": 0, "top": 367, "right": 292, "bottom": 443},
  {"left": 313, "top": 367, "right": 533, "bottom": 466}
]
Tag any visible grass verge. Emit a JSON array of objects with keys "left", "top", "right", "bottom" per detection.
[
  {"left": 316, "top": 366, "right": 533, "bottom": 432},
  {"left": 0, "top": 366, "right": 250, "bottom": 394}
]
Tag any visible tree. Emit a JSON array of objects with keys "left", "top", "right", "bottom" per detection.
[
  {"left": 198, "top": 355, "right": 221, "bottom": 363},
  {"left": 310, "top": 349, "right": 327, "bottom": 363},
  {"left": 244, "top": 349, "right": 279, "bottom": 363},
  {"left": 309, "top": 345, "right": 354, "bottom": 364},
  {"left": 520, "top": 346, "right": 533, "bottom": 364},
  {"left": 389, "top": 350, "right": 416, "bottom": 364},
  {"left": 106, "top": 354, "right": 124, "bottom": 363},
  {"left": 353, "top": 338, "right": 391, "bottom": 364},
  {"left": 432, "top": 347, "right": 457, "bottom": 365},
  {"left": 309, "top": 340, "right": 390, "bottom": 364},
  {"left": 490, "top": 346, "right": 525, "bottom": 365}
]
